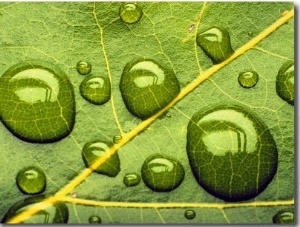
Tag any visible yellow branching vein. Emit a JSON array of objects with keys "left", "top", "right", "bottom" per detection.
[{"left": 7, "top": 7, "right": 294, "bottom": 224}]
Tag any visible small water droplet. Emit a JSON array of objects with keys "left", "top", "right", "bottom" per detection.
[
  {"left": 141, "top": 154, "right": 185, "bottom": 192},
  {"left": 16, "top": 166, "right": 46, "bottom": 195},
  {"left": 76, "top": 61, "right": 92, "bottom": 75},
  {"left": 1, "top": 195, "right": 69, "bottom": 223},
  {"left": 238, "top": 70, "right": 259, "bottom": 88},
  {"left": 248, "top": 31, "right": 253, "bottom": 36},
  {"left": 276, "top": 60, "right": 294, "bottom": 105},
  {"left": 0, "top": 60, "right": 75, "bottom": 143},
  {"left": 196, "top": 27, "right": 234, "bottom": 64},
  {"left": 184, "top": 210, "right": 196, "bottom": 220},
  {"left": 71, "top": 192, "right": 77, "bottom": 198},
  {"left": 123, "top": 173, "right": 141, "bottom": 187},
  {"left": 89, "top": 215, "right": 102, "bottom": 224},
  {"left": 119, "top": 3, "right": 143, "bottom": 24},
  {"left": 80, "top": 75, "right": 111, "bottom": 105},
  {"left": 120, "top": 58, "right": 180, "bottom": 119},
  {"left": 273, "top": 209, "right": 294, "bottom": 224},
  {"left": 82, "top": 140, "right": 120, "bottom": 177},
  {"left": 186, "top": 105, "right": 278, "bottom": 201},
  {"left": 113, "top": 135, "right": 122, "bottom": 144}
]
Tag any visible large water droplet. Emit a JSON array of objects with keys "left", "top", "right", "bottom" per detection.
[
  {"left": 120, "top": 58, "right": 180, "bottom": 119},
  {"left": 141, "top": 154, "right": 185, "bottom": 192},
  {"left": 119, "top": 3, "right": 143, "bottom": 24},
  {"left": 186, "top": 105, "right": 278, "bottom": 201},
  {"left": 196, "top": 27, "right": 234, "bottom": 64},
  {"left": 238, "top": 70, "right": 259, "bottom": 88},
  {"left": 89, "top": 215, "right": 102, "bottom": 224},
  {"left": 184, "top": 210, "right": 196, "bottom": 220},
  {"left": 123, "top": 173, "right": 141, "bottom": 187},
  {"left": 1, "top": 195, "right": 69, "bottom": 223},
  {"left": 76, "top": 61, "right": 92, "bottom": 75},
  {"left": 273, "top": 209, "right": 294, "bottom": 224},
  {"left": 82, "top": 140, "right": 120, "bottom": 177},
  {"left": 80, "top": 75, "right": 111, "bottom": 105},
  {"left": 276, "top": 60, "right": 294, "bottom": 105},
  {"left": 0, "top": 60, "right": 75, "bottom": 143},
  {"left": 16, "top": 166, "right": 46, "bottom": 195}
]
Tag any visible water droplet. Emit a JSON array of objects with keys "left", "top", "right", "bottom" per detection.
[
  {"left": 184, "top": 210, "right": 196, "bottom": 220},
  {"left": 238, "top": 70, "right": 259, "bottom": 88},
  {"left": 71, "top": 192, "right": 77, "bottom": 198},
  {"left": 141, "top": 154, "right": 185, "bottom": 192},
  {"left": 82, "top": 140, "right": 120, "bottom": 177},
  {"left": 123, "top": 173, "right": 141, "bottom": 187},
  {"left": 120, "top": 58, "right": 180, "bottom": 119},
  {"left": 248, "top": 31, "right": 253, "bottom": 36},
  {"left": 196, "top": 27, "right": 234, "bottom": 64},
  {"left": 186, "top": 105, "right": 278, "bottom": 201},
  {"left": 119, "top": 3, "right": 143, "bottom": 24},
  {"left": 76, "top": 61, "right": 92, "bottom": 75},
  {"left": 276, "top": 60, "right": 294, "bottom": 105},
  {"left": 16, "top": 166, "right": 46, "bottom": 195},
  {"left": 113, "top": 135, "right": 122, "bottom": 144},
  {"left": 89, "top": 215, "right": 102, "bottom": 224},
  {"left": 1, "top": 195, "right": 69, "bottom": 223},
  {"left": 273, "top": 209, "right": 294, "bottom": 224},
  {"left": 80, "top": 75, "right": 111, "bottom": 105},
  {"left": 0, "top": 60, "right": 75, "bottom": 143}
]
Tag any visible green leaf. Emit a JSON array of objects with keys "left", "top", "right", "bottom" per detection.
[{"left": 0, "top": 2, "right": 294, "bottom": 224}]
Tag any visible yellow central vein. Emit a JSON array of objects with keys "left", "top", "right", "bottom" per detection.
[
  {"left": 7, "top": 7, "right": 294, "bottom": 224},
  {"left": 92, "top": 2, "right": 125, "bottom": 137}
]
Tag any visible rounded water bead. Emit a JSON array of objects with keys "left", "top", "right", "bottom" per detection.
[
  {"left": 76, "top": 61, "right": 92, "bottom": 75},
  {"left": 186, "top": 105, "right": 278, "bottom": 201},
  {"left": 196, "top": 27, "right": 234, "bottom": 64},
  {"left": 82, "top": 140, "right": 120, "bottom": 177},
  {"left": 273, "top": 209, "right": 294, "bottom": 224},
  {"left": 238, "top": 70, "right": 259, "bottom": 88},
  {"left": 89, "top": 215, "right": 102, "bottom": 224},
  {"left": 184, "top": 210, "right": 196, "bottom": 220},
  {"left": 119, "top": 3, "right": 143, "bottom": 24},
  {"left": 0, "top": 60, "right": 75, "bottom": 143},
  {"left": 141, "top": 154, "right": 185, "bottom": 192},
  {"left": 123, "top": 173, "right": 141, "bottom": 187},
  {"left": 113, "top": 135, "right": 122, "bottom": 144},
  {"left": 80, "top": 75, "right": 111, "bottom": 105},
  {"left": 120, "top": 58, "right": 180, "bottom": 119},
  {"left": 276, "top": 60, "right": 294, "bottom": 105}
]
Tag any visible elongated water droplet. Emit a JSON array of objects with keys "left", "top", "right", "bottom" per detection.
[
  {"left": 238, "top": 70, "right": 259, "bottom": 88},
  {"left": 186, "top": 105, "right": 278, "bottom": 201},
  {"left": 89, "top": 215, "right": 102, "bottom": 224},
  {"left": 113, "top": 135, "right": 122, "bottom": 144},
  {"left": 141, "top": 154, "right": 185, "bottom": 192},
  {"left": 196, "top": 27, "right": 234, "bottom": 64},
  {"left": 82, "top": 140, "right": 120, "bottom": 177},
  {"left": 273, "top": 209, "right": 294, "bottom": 224},
  {"left": 184, "top": 210, "right": 196, "bottom": 220},
  {"left": 80, "top": 75, "right": 111, "bottom": 105},
  {"left": 119, "top": 3, "right": 143, "bottom": 24},
  {"left": 1, "top": 196, "right": 69, "bottom": 223},
  {"left": 123, "top": 173, "right": 141, "bottom": 187},
  {"left": 76, "top": 61, "right": 92, "bottom": 75},
  {"left": 16, "top": 166, "right": 46, "bottom": 195},
  {"left": 276, "top": 60, "right": 294, "bottom": 105},
  {"left": 0, "top": 60, "right": 75, "bottom": 143},
  {"left": 120, "top": 58, "right": 180, "bottom": 119}
]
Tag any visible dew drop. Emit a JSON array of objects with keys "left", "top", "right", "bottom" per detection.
[
  {"left": 113, "top": 135, "right": 122, "bottom": 144},
  {"left": 120, "top": 58, "right": 180, "bottom": 119},
  {"left": 184, "top": 210, "right": 196, "bottom": 220},
  {"left": 89, "top": 215, "right": 102, "bottom": 224},
  {"left": 141, "top": 154, "right": 185, "bottom": 192},
  {"left": 76, "top": 60, "right": 92, "bottom": 75},
  {"left": 119, "top": 3, "right": 143, "bottom": 24},
  {"left": 0, "top": 60, "right": 75, "bottom": 143},
  {"left": 123, "top": 173, "right": 141, "bottom": 187},
  {"left": 273, "top": 209, "right": 294, "bottom": 224},
  {"left": 238, "top": 70, "right": 259, "bottom": 88},
  {"left": 80, "top": 75, "right": 111, "bottom": 105},
  {"left": 1, "top": 195, "right": 69, "bottom": 223},
  {"left": 186, "top": 105, "right": 278, "bottom": 202},
  {"left": 276, "top": 60, "right": 294, "bottom": 105},
  {"left": 16, "top": 166, "right": 46, "bottom": 195},
  {"left": 248, "top": 31, "right": 253, "bottom": 36},
  {"left": 82, "top": 140, "right": 120, "bottom": 177},
  {"left": 196, "top": 27, "right": 234, "bottom": 64}
]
